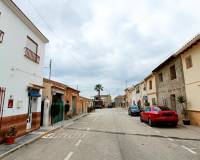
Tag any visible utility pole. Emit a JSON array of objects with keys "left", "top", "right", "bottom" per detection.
[
  {"left": 49, "top": 59, "right": 52, "bottom": 80},
  {"left": 126, "top": 80, "right": 128, "bottom": 89}
]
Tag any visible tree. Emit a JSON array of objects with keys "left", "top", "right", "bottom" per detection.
[
  {"left": 177, "top": 95, "right": 187, "bottom": 119},
  {"left": 94, "top": 84, "right": 103, "bottom": 99}
]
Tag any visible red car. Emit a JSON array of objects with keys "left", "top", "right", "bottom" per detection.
[{"left": 140, "top": 106, "right": 178, "bottom": 127}]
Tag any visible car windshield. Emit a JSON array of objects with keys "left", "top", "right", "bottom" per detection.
[
  {"left": 154, "top": 106, "right": 170, "bottom": 111},
  {"left": 131, "top": 106, "right": 138, "bottom": 109},
  {"left": 159, "top": 106, "right": 170, "bottom": 111},
  {"left": 153, "top": 107, "right": 161, "bottom": 112}
]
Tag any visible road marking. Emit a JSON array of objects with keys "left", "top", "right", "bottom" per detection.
[
  {"left": 167, "top": 138, "right": 174, "bottom": 141},
  {"left": 42, "top": 133, "right": 56, "bottom": 139},
  {"left": 86, "top": 128, "right": 90, "bottom": 131},
  {"left": 64, "top": 152, "right": 74, "bottom": 160},
  {"left": 181, "top": 145, "right": 197, "bottom": 154},
  {"left": 75, "top": 140, "right": 82, "bottom": 146}
]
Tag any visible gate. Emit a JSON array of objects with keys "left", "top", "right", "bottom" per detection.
[{"left": 0, "top": 86, "right": 6, "bottom": 132}]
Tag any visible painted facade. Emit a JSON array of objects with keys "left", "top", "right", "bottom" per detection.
[
  {"left": 114, "top": 95, "right": 125, "bottom": 108},
  {"left": 0, "top": 0, "right": 48, "bottom": 141},
  {"left": 78, "top": 96, "right": 91, "bottom": 115},
  {"left": 42, "top": 79, "right": 80, "bottom": 126},
  {"left": 124, "top": 86, "right": 134, "bottom": 108},
  {"left": 177, "top": 35, "right": 200, "bottom": 125},
  {"left": 132, "top": 82, "right": 147, "bottom": 107},
  {"left": 144, "top": 74, "right": 157, "bottom": 106}
]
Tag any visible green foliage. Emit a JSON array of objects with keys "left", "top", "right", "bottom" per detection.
[
  {"left": 177, "top": 95, "right": 186, "bottom": 104},
  {"left": 5, "top": 126, "right": 17, "bottom": 137},
  {"left": 177, "top": 95, "right": 188, "bottom": 119},
  {"left": 94, "top": 84, "right": 103, "bottom": 92}
]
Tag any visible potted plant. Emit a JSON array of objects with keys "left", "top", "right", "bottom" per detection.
[
  {"left": 177, "top": 95, "right": 190, "bottom": 125},
  {"left": 4, "top": 126, "right": 17, "bottom": 145}
]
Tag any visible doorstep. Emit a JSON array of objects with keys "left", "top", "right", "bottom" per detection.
[{"left": 0, "top": 113, "right": 88, "bottom": 159}]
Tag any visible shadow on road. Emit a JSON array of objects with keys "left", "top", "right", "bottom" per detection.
[{"left": 64, "top": 127, "right": 200, "bottom": 142}]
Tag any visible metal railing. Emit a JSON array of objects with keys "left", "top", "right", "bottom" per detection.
[{"left": 24, "top": 47, "right": 40, "bottom": 64}]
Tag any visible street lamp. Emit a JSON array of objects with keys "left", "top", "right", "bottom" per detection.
[{"left": 0, "top": 29, "right": 5, "bottom": 43}]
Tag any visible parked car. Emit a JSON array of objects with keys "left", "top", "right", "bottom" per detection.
[
  {"left": 140, "top": 106, "right": 178, "bottom": 127},
  {"left": 128, "top": 105, "right": 141, "bottom": 116}
]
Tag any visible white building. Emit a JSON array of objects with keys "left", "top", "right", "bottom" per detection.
[
  {"left": 0, "top": 0, "right": 48, "bottom": 139},
  {"left": 132, "top": 81, "right": 148, "bottom": 107}
]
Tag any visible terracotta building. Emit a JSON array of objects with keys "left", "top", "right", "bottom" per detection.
[{"left": 42, "top": 79, "right": 80, "bottom": 126}]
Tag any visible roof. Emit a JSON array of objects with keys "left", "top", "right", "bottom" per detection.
[
  {"left": 144, "top": 73, "right": 153, "bottom": 81},
  {"left": 152, "top": 34, "right": 200, "bottom": 73},
  {"left": 175, "top": 34, "right": 200, "bottom": 56},
  {"left": 152, "top": 54, "right": 176, "bottom": 72},
  {"left": 43, "top": 78, "right": 80, "bottom": 93},
  {"left": 79, "top": 96, "right": 92, "bottom": 101},
  {"left": 114, "top": 95, "right": 125, "bottom": 99},
  {"left": 3, "top": 0, "right": 49, "bottom": 43}
]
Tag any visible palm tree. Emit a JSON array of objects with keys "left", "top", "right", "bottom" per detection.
[{"left": 94, "top": 84, "right": 103, "bottom": 100}]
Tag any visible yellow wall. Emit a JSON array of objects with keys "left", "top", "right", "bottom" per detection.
[
  {"left": 146, "top": 75, "right": 157, "bottom": 106},
  {"left": 181, "top": 43, "right": 200, "bottom": 112}
]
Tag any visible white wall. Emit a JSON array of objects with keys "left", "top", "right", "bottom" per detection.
[{"left": 0, "top": 1, "right": 46, "bottom": 116}]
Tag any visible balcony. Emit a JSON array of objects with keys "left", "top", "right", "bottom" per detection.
[{"left": 24, "top": 47, "right": 40, "bottom": 64}]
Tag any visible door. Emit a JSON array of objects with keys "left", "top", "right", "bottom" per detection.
[
  {"left": 27, "top": 97, "right": 32, "bottom": 130},
  {"left": 72, "top": 96, "right": 76, "bottom": 115},
  {"left": 170, "top": 94, "right": 176, "bottom": 111},
  {"left": 144, "top": 106, "right": 151, "bottom": 121}
]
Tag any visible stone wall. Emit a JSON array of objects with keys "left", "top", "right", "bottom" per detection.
[{"left": 155, "top": 57, "right": 186, "bottom": 115}]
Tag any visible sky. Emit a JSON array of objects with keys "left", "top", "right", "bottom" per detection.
[{"left": 14, "top": 0, "right": 200, "bottom": 98}]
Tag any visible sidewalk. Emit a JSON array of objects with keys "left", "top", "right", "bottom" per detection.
[
  {"left": 0, "top": 113, "right": 88, "bottom": 159},
  {"left": 179, "top": 123, "right": 200, "bottom": 134}
]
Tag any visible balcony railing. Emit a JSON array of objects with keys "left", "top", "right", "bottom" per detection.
[{"left": 24, "top": 47, "right": 40, "bottom": 64}]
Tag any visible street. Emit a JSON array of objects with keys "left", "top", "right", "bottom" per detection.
[{"left": 3, "top": 108, "right": 200, "bottom": 160}]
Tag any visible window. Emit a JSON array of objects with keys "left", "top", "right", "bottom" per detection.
[
  {"left": 158, "top": 73, "right": 163, "bottom": 82},
  {"left": 136, "top": 86, "right": 140, "bottom": 93},
  {"left": 149, "top": 80, "right": 152, "bottom": 90},
  {"left": 153, "top": 107, "right": 161, "bottom": 112},
  {"left": 170, "top": 65, "right": 176, "bottom": 80},
  {"left": 152, "top": 98, "right": 156, "bottom": 105},
  {"left": 26, "top": 36, "right": 38, "bottom": 53},
  {"left": 24, "top": 36, "right": 40, "bottom": 63},
  {"left": 185, "top": 55, "right": 193, "bottom": 69}
]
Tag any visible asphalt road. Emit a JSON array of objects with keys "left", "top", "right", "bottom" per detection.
[{"left": 3, "top": 108, "right": 200, "bottom": 160}]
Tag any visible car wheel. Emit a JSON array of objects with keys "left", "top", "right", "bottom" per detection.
[
  {"left": 148, "top": 118, "right": 154, "bottom": 127},
  {"left": 172, "top": 123, "right": 177, "bottom": 128}
]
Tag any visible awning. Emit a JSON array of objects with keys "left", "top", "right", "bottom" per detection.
[{"left": 28, "top": 91, "right": 41, "bottom": 97}]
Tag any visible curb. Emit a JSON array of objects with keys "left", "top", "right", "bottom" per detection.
[{"left": 0, "top": 113, "right": 88, "bottom": 159}]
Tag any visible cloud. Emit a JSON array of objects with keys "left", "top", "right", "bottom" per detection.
[{"left": 14, "top": 0, "right": 200, "bottom": 97}]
